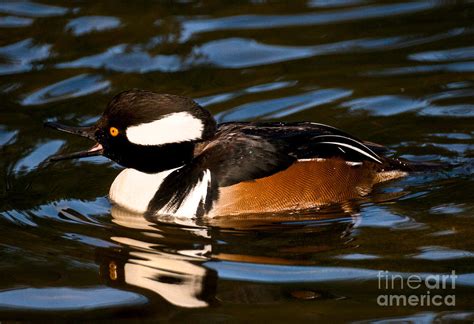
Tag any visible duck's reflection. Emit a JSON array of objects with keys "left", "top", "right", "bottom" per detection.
[
  {"left": 96, "top": 206, "right": 216, "bottom": 308},
  {"left": 102, "top": 237, "right": 214, "bottom": 308},
  {"left": 96, "top": 205, "right": 358, "bottom": 308}
]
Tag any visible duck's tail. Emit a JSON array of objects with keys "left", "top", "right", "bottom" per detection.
[{"left": 386, "top": 157, "right": 451, "bottom": 172}]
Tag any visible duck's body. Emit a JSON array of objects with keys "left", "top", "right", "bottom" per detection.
[
  {"left": 46, "top": 90, "right": 429, "bottom": 219},
  {"left": 108, "top": 120, "right": 408, "bottom": 218}
]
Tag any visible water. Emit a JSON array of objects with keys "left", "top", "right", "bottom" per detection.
[{"left": 1, "top": 0, "right": 473, "bottom": 321}]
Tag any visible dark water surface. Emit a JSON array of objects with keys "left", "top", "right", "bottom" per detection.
[{"left": 1, "top": 1, "right": 474, "bottom": 322}]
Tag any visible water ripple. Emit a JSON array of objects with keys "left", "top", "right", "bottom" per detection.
[
  {"left": 63, "top": 233, "right": 120, "bottom": 248},
  {"left": 430, "top": 203, "right": 467, "bottom": 214},
  {"left": 37, "top": 198, "right": 110, "bottom": 224},
  {"left": 195, "top": 36, "right": 413, "bottom": 68},
  {"left": 13, "top": 140, "right": 64, "bottom": 173},
  {"left": 196, "top": 38, "right": 314, "bottom": 69},
  {"left": 21, "top": 74, "right": 110, "bottom": 106},
  {"left": 358, "top": 205, "right": 421, "bottom": 229},
  {"left": 308, "top": 0, "right": 367, "bottom": 8},
  {"left": 360, "top": 312, "right": 474, "bottom": 323},
  {"left": 425, "top": 88, "right": 474, "bottom": 102},
  {"left": 56, "top": 34, "right": 469, "bottom": 74},
  {"left": 409, "top": 46, "right": 474, "bottom": 62},
  {"left": 342, "top": 87, "right": 474, "bottom": 117},
  {"left": 57, "top": 36, "right": 409, "bottom": 72},
  {"left": 0, "top": 39, "right": 51, "bottom": 76},
  {"left": 1, "top": 210, "right": 37, "bottom": 227},
  {"left": 65, "top": 16, "right": 122, "bottom": 36},
  {"left": 205, "top": 261, "right": 379, "bottom": 283},
  {"left": 420, "top": 104, "right": 474, "bottom": 117},
  {"left": 0, "top": 15, "right": 33, "bottom": 28},
  {"left": 174, "top": 2, "right": 438, "bottom": 42},
  {"left": 216, "top": 88, "right": 352, "bottom": 122},
  {"left": 197, "top": 80, "right": 296, "bottom": 107},
  {"left": 341, "top": 95, "right": 429, "bottom": 116},
  {"left": 0, "top": 287, "right": 146, "bottom": 310},
  {"left": 0, "top": 126, "right": 18, "bottom": 146},
  {"left": 0, "top": 1, "right": 68, "bottom": 17},
  {"left": 57, "top": 45, "right": 183, "bottom": 73},
  {"left": 413, "top": 246, "right": 474, "bottom": 260},
  {"left": 367, "top": 61, "right": 474, "bottom": 76},
  {"left": 336, "top": 253, "right": 380, "bottom": 260}
]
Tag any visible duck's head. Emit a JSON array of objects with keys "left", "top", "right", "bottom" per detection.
[{"left": 45, "top": 89, "right": 216, "bottom": 173}]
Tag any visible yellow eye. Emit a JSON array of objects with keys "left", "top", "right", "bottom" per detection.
[{"left": 109, "top": 127, "right": 119, "bottom": 137}]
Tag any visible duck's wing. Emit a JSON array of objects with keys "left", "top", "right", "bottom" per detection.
[
  {"left": 148, "top": 122, "right": 386, "bottom": 217},
  {"left": 194, "top": 122, "right": 384, "bottom": 187}
]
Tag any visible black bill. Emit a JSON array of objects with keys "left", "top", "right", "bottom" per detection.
[{"left": 44, "top": 122, "right": 103, "bottom": 162}]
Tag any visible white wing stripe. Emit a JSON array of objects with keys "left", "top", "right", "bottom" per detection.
[
  {"left": 319, "top": 142, "right": 382, "bottom": 164},
  {"left": 313, "top": 134, "right": 382, "bottom": 163},
  {"left": 314, "top": 134, "right": 379, "bottom": 155}
]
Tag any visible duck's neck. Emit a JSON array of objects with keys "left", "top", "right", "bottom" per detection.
[{"left": 114, "top": 142, "right": 195, "bottom": 174}]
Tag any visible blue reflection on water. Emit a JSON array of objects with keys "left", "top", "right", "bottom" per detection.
[
  {"left": 21, "top": 74, "right": 110, "bottom": 106},
  {"left": 342, "top": 95, "right": 429, "bottom": 116},
  {"left": 206, "top": 261, "right": 474, "bottom": 286},
  {"left": 57, "top": 45, "right": 183, "bottom": 73},
  {"left": 0, "top": 126, "right": 18, "bottom": 146},
  {"left": 0, "top": 1, "right": 68, "bottom": 17},
  {"left": 176, "top": 2, "right": 436, "bottom": 42},
  {"left": 217, "top": 88, "right": 352, "bottom": 122},
  {"left": 413, "top": 246, "right": 474, "bottom": 260},
  {"left": 66, "top": 16, "right": 122, "bottom": 36},
  {"left": 409, "top": 46, "right": 474, "bottom": 62},
  {"left": 206, "top": 261, "right": 379, "bottom": 283},
  {"left": 0, "top": 287, "right": 147, "bottom": 310},
  {"left": 197, "top": 81, "right": 296, "bottom": 107},
  {"left": 0, "top": 16, "right": 33, "bottom": 28},
  {"left": 0, "top": 39, "right": 51, "bottom": 76},
  {"left": 14, "top": 140, "right": 64, "bottom": 173}
]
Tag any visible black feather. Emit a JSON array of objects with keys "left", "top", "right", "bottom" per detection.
[{"left": 147, "top": 164, "right": 217, "bottom": 217}]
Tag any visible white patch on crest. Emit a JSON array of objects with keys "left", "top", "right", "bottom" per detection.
[
  {"left": 159, "top": 169, "right": 211, "bottom": 218},
  {"left": 109, "top": 167, "right": 179, "bottom": 213},
  {"left": 126, "top": 112, "right": 204, "bottom": 146}
]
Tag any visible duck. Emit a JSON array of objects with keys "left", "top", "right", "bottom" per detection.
[{"left": 45, "top": 89, "right": 434, "bottom": 219}]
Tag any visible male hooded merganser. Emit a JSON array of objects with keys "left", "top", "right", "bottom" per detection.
[{"left": 45, "top": 89, "right": 432, "bottom": 218}]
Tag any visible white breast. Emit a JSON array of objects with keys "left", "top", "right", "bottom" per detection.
[
  {"left": 109, "top": 167, "right": 212, "bottom": 218},
  {"left": 109, "top": 168, "right": 176, "bottom": 214}
]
